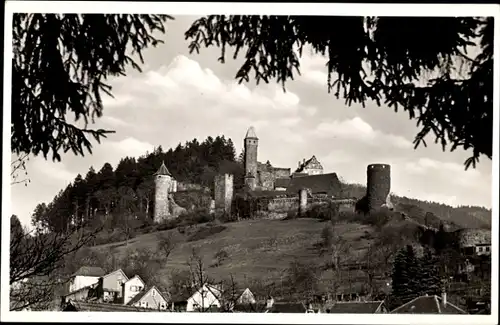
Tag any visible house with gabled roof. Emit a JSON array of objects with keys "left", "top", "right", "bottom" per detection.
[
  {"left": 295, "top": 155, "right": 324, "bottom": 176},
  {"left": 122, "top": 274, "right": 146, "bottom": 305},
  {"left": 126, "top": 286, "right": 169, "bottom": 310},
  {"left": 68, "top": 266, "right": 106, "bottom": 293},
  {"left": 172, "top": 283, "right": 223, "bottom": 312},
  {"left": 98, "top": 269, "right": 129, "bottom": 302},
  {"left": 391, "top": 293, "right": 467, "bottom": 314}
]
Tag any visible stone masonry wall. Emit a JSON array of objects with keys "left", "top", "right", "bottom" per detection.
[
  {"left": 214, "top": 174, "right": 234, "bottom": 214},
  {"left": 154, "top": 175, "right": 171, "bottom": 222}
]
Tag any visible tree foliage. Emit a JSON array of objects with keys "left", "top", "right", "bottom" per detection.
[
  {"left": 29, "top": 135, "right": 239, "bottom": 241},
  {"left": 185, "top": 16, "right": 493, "bottom": 168},
  {"left": 390, "top": 245, "right": 442, "bottom": 309},
  {"left": 11, "top": 14, "right": 171, "bottom": 161}
]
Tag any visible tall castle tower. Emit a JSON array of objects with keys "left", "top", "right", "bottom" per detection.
[
  {"left": 154, "top": 161, "right": 172, "bottom": 223},
  {"left": 244, "top": 126, "right": 259, "bottom": 191},
  {"left": 366, "top": 163, "right": 391, "bottom": 212}
]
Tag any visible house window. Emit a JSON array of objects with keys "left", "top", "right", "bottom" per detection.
[
  {"left": 486, "top": 247, "right": 490, "bottom": 252},
  {"left": 152, "top": 290, "right": 156, "bottom": 297},
  {"left": 478, "top": 247, "right": 483, "bottom": 252}
]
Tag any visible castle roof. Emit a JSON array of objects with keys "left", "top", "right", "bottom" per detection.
[
  {"left": 285, "top": 172, "right": 342, "bottom": 196},
  {"left": 154, "top": 161, "right": 172, "bottom": 176},
  {"left": 295, "top": 155, "right": 323, "bottom": 173},
  {"left": 245, "top": 126, "right": 258, "bottom": 139}
]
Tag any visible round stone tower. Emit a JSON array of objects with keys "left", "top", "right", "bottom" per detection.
[
  {"left": 154, "top": 161, "right": 172, "bottom": 223},
  {"left": 244, "top": 126, "right": 259, "bottom": 191},
  {"left": 366, "top": 163, "right": 391, "bottom": 213}
]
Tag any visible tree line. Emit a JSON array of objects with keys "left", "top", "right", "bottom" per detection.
[{"left": 30, "top": 135, "right": 242, "bottom": 234}]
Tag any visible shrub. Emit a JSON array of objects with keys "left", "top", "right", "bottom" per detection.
[
  {"left": 213, "top": 248, "right": 230, "bottom": 267},
  {"left": 187, "top": 225, "right": 227, "bottom": 242}
]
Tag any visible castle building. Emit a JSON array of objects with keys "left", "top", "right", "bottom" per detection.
[
  {"left": 294, "top": 155, "right": 324, "bottom": 176},
  {"left": 242, "top": 126, "right": 341, "bottom": 197},
  {"left": 243, "top": 126, "right": 291, "bottom": 191},
  {"left": 153, "top": 161, "right": 177, "bottom": 223}
]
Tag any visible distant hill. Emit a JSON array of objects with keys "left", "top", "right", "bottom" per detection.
[{"left": 340, "top": 183, "right": 491, "bottom": 230}]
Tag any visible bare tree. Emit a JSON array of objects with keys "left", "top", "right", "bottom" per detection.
[
  {"left": 319, "top": 224, "right": 351, "bottom": 270},
  {"left": 186, "top": 247, "right": 212, "bottom": 312},
  {"left": 10, "top": 222, "right": 100, "bottom": 311},
  {"left": 11, "top": 153, "right": 31, "bottom": 186},
  {"left": 156, "top": 232, "right": 177, "bottom": 266}
]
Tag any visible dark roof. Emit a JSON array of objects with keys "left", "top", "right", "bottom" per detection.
[
  {"left": 63, "top": 300, "right": 161, "bottom": 312},
  {"left": 154, "top": 161, "right": 172, "bottom": 176},
  {"left": 267, "top": 302, "right": 307, "bottom": 313},
  {"left": 391, "top": 296, "right": 467, "bottom": 314},
  {"left": 233, "top": 303, "right": 267, "bottom": 313},
  {"left": 127, "top": 286, "right": 168, "bottom": 306},
  {"left": 286, "top": 172, "right": 342, "bottom": 196},
  {"left": 275, "top": 178, "right": 291, "bottom": 188},
  {"left": 327, "top": 301, "right": 384, "bottom": 313},
  {"left": 72, "top": 266, "right": 106, "bottom": 277},
  {"left": 245, "top": 126, "right": 258, "bottom": 139}
]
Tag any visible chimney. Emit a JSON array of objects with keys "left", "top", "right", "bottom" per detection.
[
  {"left": 441, "top": 291, "right": 447, "bottom": 306},
  {"left": 122, "top": 282, "right": 126, "bottom": 305},
  {"left": 298, "top": 161, "right": 301, "bottom": 168},
  {"left": 266, "top": 296, "right": 274, "bottom": 309}
]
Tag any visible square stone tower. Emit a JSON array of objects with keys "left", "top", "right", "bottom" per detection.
[{"left": 214, "top": 174, "right": 234, "bottom": 215}]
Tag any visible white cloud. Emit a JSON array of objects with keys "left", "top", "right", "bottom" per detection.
[
  {"left": 112, "top": 137, "right": 155, "bottom": 158},
  {"left": 32, "top": 159, "right": 76, "bottom": 182},
  {"left": 313, "top": 117, "right": 412, "bottom": 149},
  {"left": 101, "top": 116, "right": 130, "bottom": 127}
]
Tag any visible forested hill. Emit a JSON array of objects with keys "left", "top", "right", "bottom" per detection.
[
  {"left": 30, "top": 135, "right": 244, "bottom": 233},
  {"left": 340, "top": 183, "right": 491, "bottom": 230},
  {"left": 28, "top": 134, "right": 491, "bottom": 235}
]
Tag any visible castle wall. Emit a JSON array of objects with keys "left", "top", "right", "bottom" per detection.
[
  {"left": 267, "top": 197, "right": 299, "bottom": 212},
  {"left": 214, "top": 174, "right": 234, "bottom": 215},
  {"left": 299, "top": 189, "right": 308, "bottom": 217},
  {"left": 366, "top": 164, "right": 391, "bottom": 213},
  {"left": 177, "top": 182, "right": 209, "bottom": 192},
  {"left": 245, "top": 175, "right": 257, "bottom": 191},
  {"left": 258, "top": 171, "right": 275, "bottom": 191},
  {"left": 154, "top": 175, "right": 171, "bottom": 222},
  {"left": 273, "top": 168, "right": 291, "bottom": 179}
]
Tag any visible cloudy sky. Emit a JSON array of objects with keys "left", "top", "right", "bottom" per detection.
[{"left": 10, "top": 15, "right": 493, "bottom": 228}]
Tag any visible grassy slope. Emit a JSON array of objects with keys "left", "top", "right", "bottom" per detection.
[{"left": 92, "top": 218, "right": 378, "bottom": 290}]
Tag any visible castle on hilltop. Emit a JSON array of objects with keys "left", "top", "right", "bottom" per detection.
[
  {"left": 153, "top": 126, "right": 394, "bottom": 221},
  {"left": 242, "top": 126, "right": 340, "bottom": 196}
]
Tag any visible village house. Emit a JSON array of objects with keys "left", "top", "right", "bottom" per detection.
[
  {"left": 391, "top": 292, "right": 466, "bottom": 314},
  {"left": 98, "top": 269, "right": 128, "bottom": 302},
  {"left": 61, "top": 282, "right": 99, "bottom": 305},
  {"left": 126, "top": 286, "right": 169, "bottom": 310},
  {"left": 172, "top": 284, "right": 223, "bottom": 312},
  {"left": 68, "top": 266, "right": 106, "bottom": 293},
  {"left": 122, "top": 275, "right": 146, "bottom": 305}
]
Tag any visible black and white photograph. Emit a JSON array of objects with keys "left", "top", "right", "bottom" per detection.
[{"left": 2, "top": 2, "right": 499, "bottom": 324}]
